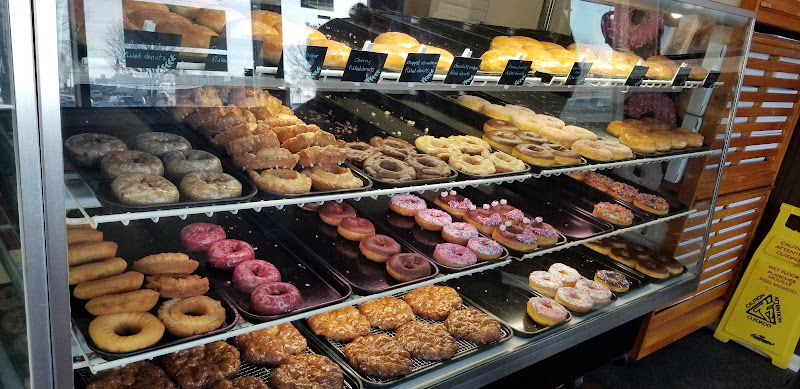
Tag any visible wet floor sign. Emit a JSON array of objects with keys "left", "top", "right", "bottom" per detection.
[{"left": 714, "top": 204, "right": 800, "bottom": 368}]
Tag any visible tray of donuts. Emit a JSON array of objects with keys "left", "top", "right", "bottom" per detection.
[
  {"left": 297, "top": 285, "right": 513, "bottom": 387},
  {"left": 259, "top": 201, "right": 441, "bottom": 295},
  {"left": 62, "top": 112, "right": 258, "bottom": 212},
  {"left": 565, "top": 170, "right": 687, "bottom": 217},
  {"left": 604, "top": 116, "right": 709, "bottom": 157},
  {"left": 141, "top": 211, "right": 354, "bottom": 323},
  {"left": 66, "top": 223, "right": 240, "bottom": 360},
  {"left": 578, "top": 235, "right": 687, "bottom": 281},
  {"left": 74, "top": 323, "right": 364, "bottom": 389}
]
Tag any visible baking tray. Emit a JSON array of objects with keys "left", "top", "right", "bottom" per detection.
[
  {"left": 61, "top": 108, "right": 258, "bottom": 213},
  {"left": 445, "top": 270, "right": 572, "bottom": 337},
  {"left": 555, "top": 174, "right": 687, "bottom": 218},
  {"left": 298, "top": 288, "right": 512, "bottom": 387},
  {"left": 260, "top": 204, "right": 440, "bottom": 295},
  {"left": 572, "top": 244, "right": 687, "bottom": 282},
  {"left": 541, "top": 248, "right": 646, "bottom": 291},
  {"left": 145, "top": 212, "right": 353, "bottom": 323},
  {"left": 351, "top": 195, "right": 513, "bottom": 270},
  {"left": 70, "top": 220, "right": 240, "bottom": 360}
]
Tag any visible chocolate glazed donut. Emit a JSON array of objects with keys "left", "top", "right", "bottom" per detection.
[{"left": 386, "top": 253, "right": 431, "bottom": 282}]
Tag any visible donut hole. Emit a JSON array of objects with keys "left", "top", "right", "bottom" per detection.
[
  {"left": 115, "top": 323, "right": 143, "bottom": 337},
  {"left": 183, "top": 308, "right": 207, "bottom": 317}
]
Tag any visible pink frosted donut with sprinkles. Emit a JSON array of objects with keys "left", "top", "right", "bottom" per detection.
[
  {"left": 633, "top": 193, "right": 670, "bottom": 215},
  {"left": 434, "top": 190, "right": 474, "bottom": 217},
  {"left": 607, "top": 182, "right": 639, "bottom": 202},
  {"left": 527, "top": 297, "right": 569, "bottom": 326},
  {"left": 389, "top": 193, "right": 427, "bottom": 216},
  {"left": 441, "top": 222, "right": 480, "bottom": 245},
  {"left": 491, "top": 222, "right": 538, "bottom": 252},
  {"left": 593, "top": 202, "right": 634, "bottom": 226},
  {"left": 575, "top": 278, "right": 612, "bottom": 304},
  {"left": 522, "top": 217, "right": 560, "bottom": 246},
  {"left": 464, "top": 204, "right": 503, "bottom": 235},
  {"left": 528, "top": 270, "right": 562, "bottom": 297},
  {"left": 555, "top": 287, "right": 594, "bottom": 312},
  {"left": 490, "top": 199, "right": 525, "bottom": 225},
  {"left": 414, "top": 208, "right": 452, "bottom": 231},
  {"left": 433, "top": 242, "right": 477, "bottom": 268},
  {"left": 466, "top": 237, "right": 504, "bottom": 261}
]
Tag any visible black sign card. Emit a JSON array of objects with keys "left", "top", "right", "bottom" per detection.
[
  {"left": 625, "top": 65, "right": 650, "bottom": 86},
  {"left": 671, "top": 66, "right": 692, "bottom": 87},
  {"left": 703, "top": 71, "right": 721, "bottom": 88},
  {"left": 565, "top": 62, "right": 593, "bottom": 85},
  {"left": 398, "top": 52, "right": 440, "bottom": 82},
  {"left": 444, "top": 57, "right": 481, "bottom": 85},
  {"left": 204, "top": 54, "right": 228, "bottom": 71},
  {"left": 208, "top": 36, "right": 227, "bottom": 50},
  {"left": 534, "top": 71, "right": 554, "bottom": 83},
  {"left": 123, "top": 29, "right": 181, "bottom": 47},
  {"left": 276, "top": 45, "right": 328, "bottom": 79},
  {"left": 498, "top": 59, "right": 532, "bottom": 86},
  {"left": 125, "top": 49, "right": 178, "bottom": 70},
  {"left": 341, "top": 50, "right": 387, "bottom": 83}
]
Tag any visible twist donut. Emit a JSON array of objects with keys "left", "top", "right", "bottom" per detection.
[
  {"left": 88, "top": 312, "right": 165, "bottom": 353},
  {"left": 250, "top": 282, "right": 303, "bottom": 316},
  {"left": 158, "top": 295, "right": 226, "bottom": 337}
]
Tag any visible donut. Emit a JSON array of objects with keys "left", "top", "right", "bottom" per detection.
[
  {"left": 389, "top": 194, "right": 427, "bottom": 216},
  {"left": 593, "top": 202, "right": 634, "bottom": 226},
  {"left": 544, "top": 144, "right": 581, "bottom": 165},
  {"left": 344, "top": 142, "right": 378, "bottom": 168},
  {"left": 572, "top": 140, "right": 613, "bottom": 161},
  {"left": 395, "top": 320, "right": 458, "bottom": 360},
  {"left": 483, "top": 119, "right": 519, "bottom": 133},
  {"left": 85, "top": 289, "right": 160, "bottom": 316},
  {"left": 601, "top": 140, "right": 634, "bottom": 160},
  {"left": 133, "top": 132, "right": 191, "bottom": 157},
  {"left": 492, "top": 223, "right": 538, "bottom": 252},
  {"left": 69, "top": 257, "right": 127, "bottom": 285},
  {"left": 404, "top": 153, "right": 452, "bottom": 179},
  {"left": 609, "top": 247, "right": 644, "bottom": 267},
  {"left": 464, "top": 205, "right": 503, "bottom": 235},
  {"left": 606, "top": 182, "right": 638, "bottom": 203},
  {"left": 633, "top": 193, "right": 670, "bottom": 215},
  {"left": 132, "top": 252, "right": 199, "bottom": 275},
  {"left": 481, "top": 104, "right": 516, "bottom": 121},
  {"left": 457, "top": 95, "right": 490, "bottom": 111},
  {"left": 207, "top": 239, "right": 256, "bottom": 271},
  {"left": 88, "top": 312, "right": 165, "bottom": 353},
  {"left": 270, "top": 354, "right": 343, "bottom": 389},
  {"left": 415, "top": 136, "right": 460, "bottom": 161},
  {"left": 414, "top": 208, "right": 453, "bottom": 231},
  {"left": 358, "top": 296, "right": 414, "bottom": 330},
  {"left": 64, "top": 133, "right": 127, "bottom": 166},
  {"left": 360, "top": 154, "right": 415, "bottom": 182},
  {"left": 303, "top": 164, "right": 363, "bottom": 190},
  {"left": 505, "top": 104, "right": 536, "bottom": 117},
  {"left": 66, "top": 228, "right": 103, "bottom": 246},
  {"left": 248, "top": 169, "right": 311, "bottom": 195},
  {"left": 548, "top": 263, "right": 582, "bottom": 287},
  {"left": 486, "top": 151, "right": 527, "bottom": 173},
  {"left": 433, "top": 191, "right": 472, "bottom": 218},
  {"left": 511, "top": 144, "right": 554, "bottom": 166},
  {"left": 606, "top": 121, "right": 628, "bottom": 137},
  {"left": 386, "top": 253, "right": 432, "bottom": 282},
  {"left": 528, "top": 270, "right": 562, "bottom": 297},
  {"left": 225, "top": 134, "right": 280, "bottom": 157},
  {"left": 526, "top": 297, "right": 568, "bottom": 326},
  {"left": 319, "top": 201, "right": 356, "bottom": 226},
  {"left": 68, "top": 241, "right": 118, "bottom": 266},
  {"left": 636, "top": 258, "right": 670, "bottom": 279},
  {"left": 466, "top": 237, "right": 504, "bottom": 261},
  {"left": 162, "top": 150, "right": 222, "bottom": 178},
  {"left": 297, "top": 145, "right": 347, "bottom": 169},
  {"left": 250, "top": 282, "right": 303, "bottom": 316},
  {"left": 555, "top": 287, "right": 593, "bottom": 312},
  {"left": 584, "top": 171, "right": 613, "bottom": 192},
  {"left": 337, "top": 217, "right": 375, "bottom": 241},
  {"left": 73, "top": 271, "right": 144, "bottom": 300},
  {"left": 433, "top": 243, "right": 477, "bottom": 268},
  {"left": 675, "top": 128, "right": 704, "bottom": 147},
  {"left": 619, "top": 131, "right": 656, "bottom": 154},
  {"left": 158, "top": 295, "right": 226, "bottom": 337},
  {"left": 448, "top": 153, "right": 495, "bottom": 175},
  {"left": 370, "top": 136, "right": 415, "bottom": 151},
  {"left": 482, "top": 131, "right": 523, "bottom": 153},
  {"left": 510, "top": 115, "right": 547, "bottom": 133},
  {"left": 441, "top": 222, "right": 479, "bottom": 245},
  {"left": 444, "top": 306, "right": 502, "bottom": 346},
  {"left": 450, "top": 135, "right": 491, "bottom": 155},
  {"left": 521, "top": 217, "right": 560, "bottom": 246},
  {"left": 490, "top": 199, "right": 524, "bottom": 225},
  {"left": 145, "top": 274, "right": 210, "bottom": 298},
  {"left": 594, "top": 270, "right": 630, "bottom": 293},
  {"left": 233, "top": 148, "right": 299, "bottom": 171},
  {"left": 232, "top": 260, "right": 282, "bottom": 294},
  {"left": 654, "top": 253, "right": 684, "bottom": 275},
  {"left": 111, "top": 173, "right": 179, "bottom": 205},
  {"left": 374, "top": 31, "right": 419, "bottom": 48},
  {"left": 607, "top": 235, "right": 629, "bottom": 248},
  {"left": 359, "top": 234, "right": 401, "bottom": 263},
  {"left": 563, "top": 125, "right": 597, "bottom": 141},
  {"left": 584, "top": 238, "right": 613, "bottom": 255},
  {"left": 101, "top": 150, "right": 164, "bottom": 179},
  {"left": 575, "top": 278, "right": 612, "bottom": 304},
  {"left": 539, "top": 126, "right": 578, "bottom": 148},
  {"left": 180, "top": 223, "right": 226, "bottom": 252}
]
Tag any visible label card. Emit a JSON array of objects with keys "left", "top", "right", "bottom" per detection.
[
  {"left": 125, "top": 49, "right": 178, "bottom": 70},
  {"left": 534, "top": 71, "right": 554, "bottom": 83},
  {"left": 703, "top": 71, "right": 721, "bottom": 88},
  {"left": 498, "top": 59, "right": 532, "bottom": 86},
  {"left": 276, "top": 45, "right": 329, "bottom": 79},
  {"left": 444, "top": 57, "right": 481, "bottom": 85},
  {"left": 123, "top": 29, "right": 181, "bottom": 47},
  {"left": 204, "top": 54, "right": 228, "bottom": 71},
  {"left": 398, "top": 52, "right": 440, "bottom": 82},
  {"left": 565, "top": 62, "right": 592, "bottom": 85},
  {"left": 341, "top": 50, "right": 387, "bottom": 83},
  {"left": 625, "top": 65, "right": 650, "bottom": 86},
  {"left": 671, "top": 66, "right": 692, "bottom": 87}
]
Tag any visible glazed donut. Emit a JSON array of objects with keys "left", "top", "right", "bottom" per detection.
[
  {"left": 510, "top": 115, "right": 547, "bottom": 133},
  {"left": 344, "top": 142, "right": 378, "bottom": 168},
  {"left": 527, "top": 297, "right": 568, "bottom": 326},
  {"left": 434, "top": 190, "right": 474, "bottom": 217},
  {"left": 132, "top": 253, "right": 198, "bottom": 275},
  {"left": 374, "top": 32, "right": 419, "bottom": 48},
  {"left": 667, "top": 131, "right": 688, "bottom": 150},
  {"left": 555, "top": 287, "right": 593, "bottom": 312},
  {"left": 386, "top": 253, "right": 432, "bottom": 282},
  {"left": 133, "top": 132, "right": 191, "bottom": 158},
  {"left": 337, "top": 217, "right": 376, "bottom": 241},
  {"left": 675, "top": 128, "right": 704, "bottom": 147},
  {"left": 441, "top": 222, "right": 479, "bottom": 245},
  {"left": 145, "top": 274, "right": 210, "bottom": 298},
  {"left": 563, "top": 125, "right": 598, "bottom": 141},
  {"left": 308, "top": 39, "right": 351, "bottom": 67},
  {"left": 158, "top": 295, "right": 226, "bottom": 337},
  {"left": 646, "top": 130, "right": 672, "bottom": 152},
  {"left": 434, "top": 243, "right": 477, "bottom": 268},
  {"left": 64, "top": 133, "right": 127, "bottom": 166},
  {"left": 575, "top": 278, "right": 612, "bottom": 304},
  {"left": 370, "top": 43, "right": 411, "bottom": 69},
  {"left": 68, "top": 241, "right": 118, "bottom": 266},
  {"left": 232, "top": 260, "right": 281, "bottom": 293},
  {"left": 66, "top": 228, "right": 103, "bottom": 246},
  {"left": 404, "top": 153, "right": 451, "bottom": 179},
  {"left": 600, "top": 140, "right": 634, "bottom": 160},
  {"left": 389, "top": 194, "right": 426, "bottom": 217},
  {"left": 607, "top": 182, "right": 639, "bottom": 202},
  {"left": 303, "top": 164, "right": 363, "bottom": 190},
  {"left": 414, "top": 208, "right": 452, "bottom": 231},
  {"left": 112, "top": 173, "right": 179, "bottom": 205},
  {"left": 248, "top": 169, "right": 311, "bottom": 195},
  {"left": 511, "top": 143, "right": 555, "bottom": 166},
  {"left": 636, "top": 258, "right": 670, "bottom": 279},
  {"left": 457, "top": 95, "right": 490, "bottom": 111},
  {"left": 492, "top": 223, "right": 538, "bottom": 252},
  {"left": 101, "top": 150, "right": 164, "bottom": 179},
  {"left": 505, "top": 104, "right": 536, "bottom": 118},
  {"left": 85, "top": 289, "right": 160, "bottom": 316},
  {"left": 514, "top": 130, "right": 547, "bottom": 144},
  {"left": 544, "top": 144, "right": 581, "bottom": 165},
  {"left": 484, "top": 119, "right": 520, "bottom": 132},
  {"left": 180, "top": 223, "right": 226, "bottom": 252},
  {"left": 319, "top": 201, "right": 356, "bottom": 226},
  {"left": 73, "top": 271, "right": 144, "bottom": 300},
  {"left": 482, "top": 130, "right": 523, "bottom": 154},
  {"left": 225, "top": 133, "right": 280, "bottom": 157},
  {"left": 606, "top": 121, "right": 628, "bottom": 137},
  {"left": 162, "top": 150, "right": 223, "bottom": 177},
  {"left": 180, "top": 172, "right": 242, "bottom": 201},
  {"left": 359, "top": 234, "right": 401, "bottom": 263},
  {"left": 584, "top": 238, "right": 614, "bottom": 255},
  {"left": 464, "top": 205, "right": 503, "bottom": 235},
  {"left": 450, "top": 135, "right": 491, "bottom": 156},
  {"left": 593, "top": 202, "right": 634, "bottom": 226},
  {"left": 297, "top": 145, "right": 347, "bottom": 169},
  {"left": 363, "top": 155, "right": 416, "bottom": 182},
  {"left": 250, "top": 282, "right": 303, "bottom": 315},
  {"left": 69, "top": 257, "right": 127, "bottom": 285},
  {"left": 88, "top": 312, "right": 165, "bottom": 353},
  {"left": 233, "top": 148, "right": 299, "bottom": 170},
  {"left": 528, "top": 270, "right": 562, "bottom": 297},
  {"left": 481, "top": 104, "right": 516, "bottom": 121},
  {"left": 548, "top": 263, "right": 582, "bottom": 287},
  {"left": 467, "top": 237, "right": 504, "bottom": 261},
  {"left": 572, "top": 140, "right": 612, "bottom": 161},
  {"left": 539, "top": 126, "right": 578, "bottom": 148},
  {"left": 594, "top": 270, "right": 630, "bottom": 293},
  {"left": 633, "top": 193, "right": 670, "bottom": 215},
  {"left": 415, "top": 136, "right": 460, "bottom": 161},
  {"left": 252, "top": 10, "right": 282, "bottom": 27},
  {"left": 207, "top": 239, "right": 256, "bottom": 271},
  {"left": 448, "top": 153, "right": 495, "bottom": 175}
]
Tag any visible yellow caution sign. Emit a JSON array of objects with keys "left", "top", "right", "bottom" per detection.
[{"left": 714, "top": 203, "right": 800, "bottom": 368}]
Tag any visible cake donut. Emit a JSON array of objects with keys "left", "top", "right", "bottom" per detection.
[
  {"left": 101, "top": 150, "right": 164, "bottom": 179},
  {"left": 319, "top": 201, "right": 356, "bottom": 226},
  {"left": 88, "top": 312, "right": 165, "bottom": 353},
  {"left": 486, "top": 151, "right": 527, "bottom": 173},
  {"left": 593, "top": 202, "right": 634, "bottom": 226},
  {"left": 404, "top": 153, "right": 452, "bottom": 179},
  {"left": 548, "top": 263, "right": 582, "bottom": 287},
  {"left": 633, "top": 193, "right": 670, "bottom": 215},
  {"left": 490, "top": 199, "right": 525, "bottom": 225},
  {"left": 250, "top": 282, "right": 303, "bottom": 315},
  {"left": 464, "top": 204, "right": 503, "bottom": 235},
  {"left": 414, "top": 208, "right": 453, "bottom": 231},
  {"left": 158, "top": 295, "right": 226, "bottom": 337},
  {"left": 207, "top": 239, "right": 256, "bottom": 271},
  {"left": 111, "top": 173, "right": 179, "bottom": 205},
  {"left": 594, "top": 270, "right": 630, "bottom": 293},
  {"left": 433, "top": 243, "right": 477, "bottom": 268},
  {"left": 492, "top": 223, "right": 538, "bottom": 252},
  {"left": 434, "top": 190, "right": 474, "bottom": 217},
  {"left": 133, "top": 132, "right": 192, "bottom": 157},
  {"left": 527, "top": 297, "right": 568, "bottom": 326},
  {"left": 521, "top": 217, "right": 560, "bottom": 246},
  {"left": 467, "top": 237, "right": 504, "bottom": 261},
  {"left": 232, "top": 260, "right": 281, "bottom": 293},
  {"left": 389, "top": 194, "right": 427, "bottom": 216},
  {"left": 575, "top": 278, "right": 612, "bottom": 304},
  {"left": 555, "top": 287, "right": 594, "bottom": 312},
  {"left": 528, "top": 271, "right": 562, "bottom": 297},
  {"left": 441, "top": 222, "right": 479, "bottom": 245},
  {"left": 337, "top": 217, "right": 375, "bottom": 241},
  {"left": 359, "top": 234, "right": 402, "bottom": 262},
  {"left": 145, "top": 274, "right": 210, "bottom": 299},
  {"left": 132, "top": 253, "right": 199, "bottom": 275},
  {"left": 64, "top": 133, "right": 127, "bottom": 166},
  {"left": 180, "top": 223, "right": 226, "bottom": 252},
  {"left": 386, "top": 253, "right": 432, "bottom": 282},
  {"left": 179, "top": 172, "right": 242, "bottom": 201}
]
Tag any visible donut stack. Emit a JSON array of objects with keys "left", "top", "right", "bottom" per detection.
[
  {"left": 606, "top": 117, "right": 705, "bottom": 154},
  {"left": 173, "top": 86, "right": 363, "bottom": 194},
  {"left": 583, "top": 235, "right": 684, "bottom": 279},
  {"left": 414, "top": 133, "right": 527, "bottom": 175},
  {"left": 344, "top": 136, "right": 452, "bottom": 182}
]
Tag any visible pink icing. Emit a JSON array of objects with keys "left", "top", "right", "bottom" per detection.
[
  {"left": 442, "top": 222, "right": 479, "bottom": 240},
  {"left": 527, "top": 297, "right": 569, "bottom": 321},
  {"left": 416, "top": 208, "right": 452, "bottom": 226},
  {"left": 467, "top": 237, "right": 503, "bottom": 256},
  {"left": 391, "top": 194, "right": 427, "bottom": 210},
  {"left": 448, "top": 198, "right": 474, "bottom": 210},
  {"left": 503, "top": 209, "right": 525, "bottom": 222},
  {"left": 434, "top": 243, "right": 477, "bottom": 267},
  {"left": 475, "top": 212, "right": 502, "bottom": 227},
  {"left": 555, "top": 287, "right": 593, "bottom": 309}
]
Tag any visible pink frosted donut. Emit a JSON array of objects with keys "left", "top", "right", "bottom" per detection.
[
  {"left": 466, "top": 237, "right": 504, "bottom": 261},
  {"left": 207, "top": 239, "right": 255, "bottom": 271},
  {"left": 180, "top": 223, "right": 226, "bottom": 252},
  {"left": 232, "top": 260, "right": 281, "bottom": 293},
  {"left": 555, "top": 287, "right": 593, "bottom": 312},
  {"left": 250, "top": 282, "right": 302, "bottom": 316},
  {"left": 527, "top": 297, "right": 569, "bottom": 326},
  {"left": 389, "top": 194, "right": 427, "bottom": 216},
  {"left": 433, "top": 243, "right": 477, "bottom": 268},
  {"left": 489, "top": 199, "right": 525, "bottom": 225},
  {"left": 575, "top": 278, "right": 612, "bottom": 304},
  {"left": 548, "top": 263, "right": 582, "bottom": 287},
  {"left": 441, "top": 222, "right": 479, "bottom": 245},
  {"left": 414, "top": 208, "right": 452, "bottom": 231}
]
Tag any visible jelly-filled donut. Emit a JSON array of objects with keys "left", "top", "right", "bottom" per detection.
[
  {"left": 528, "top": 270, "right": 562, "bottom": 297},
  {"left": 414, "top": 209, "right": 453, "bottom": 231},
  {"left": 594, "top": 270, "right": 630, "bottom": 293},
  {"left": 467, "top": 237, "right": 504, "bottom": 261},
  {"left": 434, "top": 190, "right": 474, "bottom": 217},
  {"left": 548, "top": 263, "right": 582, "bottom": 287},
  {"left": 389, "top": 194, "right": 427, "bottom": 216},
  {"left": 232, "top": 260, "right": 281, "bottom": 293},
  {"left": 555, "top": 287, "right": 593, "bottom": 312},
  {"left": 359, "top": 234, "right": 401, "bottom": 263},
  {"left": 207, "top": 239, "right": 256, "bottom": 271},
  {"left": 133, "top": 132, "right": 192, "bottom": 157},
  {"left": 319, "top": 201, "right": 356, "bottom": 226},
  {"left": 492, "top": 223, "right": 538, "bottom": 252},
  {"left": 441, "top": 222, "right": 479, "bottom": 245},
  {"left": 527, "top": 297, "right": 568, "bottom": 327},
  {"left": 180, "top": 223, "right": 226, "bottom": 252},
  {"left": 464, "top": 204, "right": 503, "bottom": 235},
  {"left": 433, "top": 243, "right": 477, "bottom": 268},
  {"left": 250, "top": 282, "right": 303, "bottom": 316},
  {"left": 386, "top": 253, "right": 432, "bottom": 282},
  {"left": 337, "top": 217, "right": 376, "bottom": 241},
  {"left": 65, "top": 133, "right": 127, "bottom": 166}
]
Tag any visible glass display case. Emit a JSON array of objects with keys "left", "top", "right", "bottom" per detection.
[{"left": 8, "top": 0, "right": 756, "bottom": 387}]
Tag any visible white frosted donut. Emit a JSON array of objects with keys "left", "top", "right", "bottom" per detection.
[
  {"left": 575, "top": 278, "right": 612, "bottom": 304},
  {"left": 555, "top": 287, "right": 594, "bottom": 312},
  {"left": 548, "top": 263, "right": 582, "bottom": 286}
]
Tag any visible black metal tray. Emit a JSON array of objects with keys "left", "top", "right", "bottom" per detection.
[
  {"left": 555, "top": 174, "right": 687, "bottom": 218},
  {"left": 298, "top": 288, "right": 512, "bottom": 388},
  {"left": 572, "top": 244, "right": 687, "bottom": 282},
  {"left": 542, "top": 248, "right": 646, "bottom": 291},
  {"left": 261, "top": 204, "right": 440, "bottom": 295},
  {"left": 145, "top": 212, "right": 353, "bottom": 323}
]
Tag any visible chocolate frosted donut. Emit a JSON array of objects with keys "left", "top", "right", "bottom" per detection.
[
  {"left": 101, "top": 150, "right": 164, "bottom": 179},
  {"left": 319, "top": 202, "right": 356, "bottom": 226},
  {"left": 404, "top": 153, "right": 451, "bottom": 179},
  {"left": 514, "top": 130, "right": 547, "bottom": 144},
  {"left": 133, "top": 132, "right": 191, "bottom": 157},
  {"left": 65, "top": 133, "right": 127, "bottom": 166},
  {"left": 363, "top": 155, "right": 416, "bottom": 182},
  {"left": 483, "top": 130, "right": 523, "bottom": 150},
  {"left": 179, "top": 172, "right": 242, "bottom": 201},
  {"left": 111, "top": 173, "right": 179, "bottom": 205},
  {"left": 386, "top": 253, "right": 431, "bottom": 282},
  {"left": 344, "top": 142, "right": 378, "bottom": 168},
  {"left": 162, "top": 150, "right": 222, "bottom": 177},
  {"left": 359, "top": 234, "right": 401, "bottom": 262}
]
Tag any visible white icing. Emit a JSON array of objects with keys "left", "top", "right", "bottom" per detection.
[
  {"left": 523, "top": 217, "right": 531, "bottom": 224},
  {"left": 450, "top": 190, "right": 456, "bottom": 195},
  {"left": 491, "top": 201, "right": 499, "bottom": 206},
  {"left": 500, "top": 199, "right": 508, "bottom": 205},
  {"left": 535, "top": 216, "right": 543, "bottom": 223},
  {"left": 482, "top": 204, "right": 490, "bottom": 209},
  {"left": 499, "top": 225, "right": 507, "bottom": 231}
]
